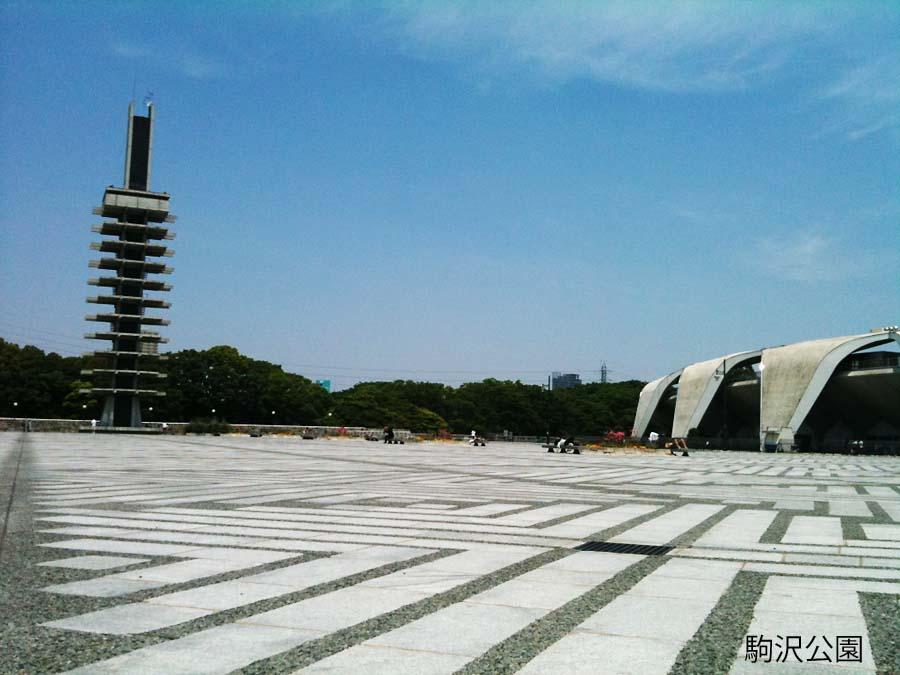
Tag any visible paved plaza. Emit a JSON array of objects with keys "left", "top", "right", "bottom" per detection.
[{"left": 1, "top": 433, "right": 899, "bottom": 674}]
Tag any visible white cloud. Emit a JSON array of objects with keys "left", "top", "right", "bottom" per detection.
[
  {"left": 112, "top": 2, "right": 900, "bottom": 138},
  {"left": 819, "top": 58, "right": 900, "bottom": 141},
  {"left": 111, "top": 41, "right": 227, "bottom": 80},
  {"left": 748, "top": 230, "right": 888, "bottom": 282},
  {"left": 112, "top": 43, "right": 152, "bottom": 60},
  {"left": 360, "top": 1, "right": 843, "bottom": 92},
  {"left": 330, "top": 1, "right": 900, "bottom": 139}
]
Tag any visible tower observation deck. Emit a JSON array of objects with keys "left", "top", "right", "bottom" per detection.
[{"left": 82, "top": 102, "right": 176, "bottom": 429}]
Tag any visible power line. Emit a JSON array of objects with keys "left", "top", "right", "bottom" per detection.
[
  {"left": 0, "top": 334, "right": 85, "bottom": 355},
  {"left": 0, "top": 322, "right": 638, "bottom": 381}
]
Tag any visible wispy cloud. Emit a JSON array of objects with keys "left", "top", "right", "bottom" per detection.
[
  {"left": 818, "top": 57, "right": 900, "bottom": 141},
  {"left": 747, "top": 230, "right": 890, "bottom": 282},
  {"left": 112, "top": 42, "right": 228, "bottom": 80},
  {"left": 366, "top": 1, "right": 833, "bottom": 93},
  {"left": 321, "top": 1, "right": 900, "bottom": 140}
]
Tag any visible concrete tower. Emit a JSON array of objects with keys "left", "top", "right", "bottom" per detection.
[{"left": 82, "top": 101, "right": 176, "bottom": 429}]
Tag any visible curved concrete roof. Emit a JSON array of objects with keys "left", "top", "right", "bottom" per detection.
[
  {"left": 631, "top": 369, "right": 681, "bottom": 438},
  {"left": 760, "top": 330, "right": 899, "bottom": 446},
  {"left": 632, "top": 328, "right": 899, "bottom": 448},
  {"left": 671, "top": 350, "right": 761, "bottom": 438}
]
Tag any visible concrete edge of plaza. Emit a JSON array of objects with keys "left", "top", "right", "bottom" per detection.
[{"left": 631, "top": 327, "right": 900, "bottom": 453}]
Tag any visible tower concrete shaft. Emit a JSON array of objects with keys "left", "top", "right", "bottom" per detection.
[{"left": 82, "top": 102, "right": 176, "bottom": 428}]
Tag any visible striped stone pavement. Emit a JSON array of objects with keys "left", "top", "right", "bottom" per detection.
[{"left": 2, "top": 433, "right": 899, "bottom": 673}]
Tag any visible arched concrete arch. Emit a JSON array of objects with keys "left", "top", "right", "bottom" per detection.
[
  {"left": 631, "top": 369, "right": 681, "bottom": 438},
  {"left": 760, "top": 330, "right": 899, "bottom": 449},
  {"left": 671, "top": 350, "right": 761, "bottom": 438}
]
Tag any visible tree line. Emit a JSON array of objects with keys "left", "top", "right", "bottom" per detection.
[{"left": 0, "top": 339, "right": 643, "bottom": 435}]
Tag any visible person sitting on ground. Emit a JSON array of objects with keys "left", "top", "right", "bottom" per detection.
[
  {"left": 668, "top": 439, "right": 689, "bottom": 457},
  {"left": 556, "top": 435, "right": 576, "bottom": 450}
]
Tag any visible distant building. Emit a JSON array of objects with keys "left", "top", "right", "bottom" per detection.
[
  {"left": 551, "top": 372, "right": 582, "bottom": 390},
  {"left": 315, "top": 379, "right": 332, "bottom": 393}
]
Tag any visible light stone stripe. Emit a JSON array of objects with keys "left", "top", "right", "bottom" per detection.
[
  {"left": 38, "top": 555, "right": 150, "bottom": 570},
  {"left": 519, "top": 558, "right": 741, "bottom": 675},
  {"left": 140, "top": 489, "right": 357, "bottom": 507},
  {"left": 32, "top": 484, "right": 237, "bottom": 500},
  {"left": 38, "top": 508, "right": 558, "bottom": 537},
  {"left": 303, "top": 492, "right": 386, "bottom": 504},
  {"left": 783, "top": 516, "right": 844, "bottom": 545},
  {"left": 864, "top": 486, "right": 898, "bottom": 497},
  {"left": 878, "top": 502, "right": 900, "bottom": 521},
  {"left": 32, "top": 480, "right": 259, "bottom": 499},
  {"left": 35, "top": 483, "right": 305, "bottom": 506},
  {"left": 828, "top": 500, "right": 872, "bottom": 517},
  {"left": 734, "top": 466, "right": 766, "bottom": 475},
  {"left": 42, "top": 550, "right": 300, "bottom": 598},
  {"left": 36, "top": 512, "right": 575, "bottom": 546},
  {"left": 743, "top": 562, "right": 900, "bottom": 580},
  {"left": 538, "top": 504, "right": 661, "bottom": 539},
  {"left": 730, "top": 576, "right": 878, "bottom": 673},
  {"left": 43, "top": 546, "right": 431, "bottom": 635},
  {"left": 38, "top": 525, "right": 364, "bottom": 552},
  {"left": 491, "top": 503, "right": 597, "bottom": 526},
  {"left": 300, "top": 552, "right": 639, "bottom": 674},
  {"left": 303, "top": 528, "right": 577, "bottom": 549},
  {"left": 221, "top": 490, "right": 372, "bottom": 506},
  {"left": 244, "top": 505, "right": 551, "bottom": 525},
  {"left": 694, "top": 510, "right": 777, "bottom": 548},
  {"left": 772, "top": 499, "right": 815, "bottom": 511},
  {"left": 863, "top": 523, "right": 900, "bottom": 541},
  {"left": 847, "top": 539, "right": 900, "bottom": 549},
  {"left": 61, "top": 547, "right": 541, "bottom": 673},
  {"left": 450, "top": 503, "right": 530, "bottom": 516},
  {"left": 38, "top": 514, "right": 213, "bottom": 531},
  {"left": 634, "top": 476, "right": 679, "bottom": 484},
  {"left": 41, "top": 538, "right": 209, "bottom": 557},
  {"left": 609, "top": 504, "right": 724, "bottom": 546},
  {"left": 338, "top": 488, "right": 612, "bottom": 503}
]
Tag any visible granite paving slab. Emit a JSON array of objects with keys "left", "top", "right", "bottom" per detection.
[{"left": 2, "top": 434, "right": 898, "bottom": 674}]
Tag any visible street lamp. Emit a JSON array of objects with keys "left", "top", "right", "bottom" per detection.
[
  {"left": 756, "top": 363, "right": 766, "bottom": 451},
  {"left": 713, "top": 358, "right": 728, "bottom": 448}
]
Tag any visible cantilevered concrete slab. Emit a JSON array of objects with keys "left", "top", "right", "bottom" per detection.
[
  {"left": 760, "top": 330, "right": 899, "bottom": 449},
  {"left": 671, "top": 350, "right": 761, "bottom": 438},
  {"left": 631, "top": 370, "right": 681, "bottom": 439}
]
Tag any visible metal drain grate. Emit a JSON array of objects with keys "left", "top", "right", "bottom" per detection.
[{"left": 574, "top": 541, "right": 673, "bottom": 556}]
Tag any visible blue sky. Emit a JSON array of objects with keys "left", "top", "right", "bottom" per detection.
[{"left": 1, "top": 1, "right": 898, "bottom": 388}]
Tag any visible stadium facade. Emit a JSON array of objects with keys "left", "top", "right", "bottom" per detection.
[{"left": 631, "top": 328, "right": 900, "bottom": 452}]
